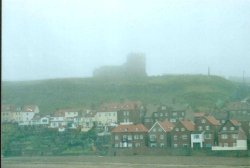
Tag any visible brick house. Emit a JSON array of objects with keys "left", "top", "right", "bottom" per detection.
[
  {"left": 193, "top": 113, "right": 220, "bottom": 148},
  {"left": 111, "top": 124, "right": 148, "bottom": 148},
  {"left": 148, "top": 120, "right": 174, "bottom": 148},
  {"left": 116, "top": 101, "right": 144, "bottom": 125},
  {"left": 1, "top": 104, "right": 16, "bottom": 123},
  {"left": 152, "top": 104, "right": 187, "bottom": 123},
  {"left": 215, "top": 119, "right": 247, "bottom": 150},
  {"left": 18, "top": 105, "right": 39, "bottom": 125},
  {"left": 171, "top": 120, "right": 195, "bottom": 148},
  {"left": 241, "top": 120, "right": 250, "bottom": 143},
  {"left": 95, "top": 101, "right": 143, "bottom": 127},
  {"left": 143, "top": 104, "right": 158, "bottom": 129}
]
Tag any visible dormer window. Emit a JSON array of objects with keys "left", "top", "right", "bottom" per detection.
[
  {"left": 205, "top": 125, "right": 210, "bottom": 130},
  {"left": 222, "top": 127, "right": 227, "bottom": 131},
  {"left": 230, "top": 127, "right": 235, "bottom": 131},
  {"left": 175, "top": 128, "right": 179, "bottom": 131},
  {"left": 201, "top": 119, "right": 206, "bottom": 123}
]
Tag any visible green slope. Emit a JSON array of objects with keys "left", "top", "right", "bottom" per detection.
[{"left": 2, "top": 75, "right": 237, "bottom": 113}]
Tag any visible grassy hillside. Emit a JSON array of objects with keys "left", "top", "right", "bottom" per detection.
[{"left": 2, "top": 75, "right": 237, "bottom": 114}]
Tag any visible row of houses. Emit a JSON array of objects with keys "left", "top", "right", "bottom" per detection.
[
  {"left": 111, "top": 113, "right": 250, "bottom": 151},
  {"left": 1, "top": 100, "right": 250, "bottom": 151},
  {"left": 1, "top": 101, "right": 191, "bottom": 131}
]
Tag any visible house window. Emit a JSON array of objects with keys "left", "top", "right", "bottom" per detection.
[
  {"left": 230, "top": 127, "right": 235, "bottom": 131},
  {"left": 135, "top": 143, "right": 140, "bottom": 147},
  {"left": 181, "top": 112, "right": 184, "bottom": 116},
  {"left": 123, "top": 135, "right": 127, "bottom": 141},
  {"left": 158, "top": 128, "right": 162, "bottom": 132},
  {"left": 165, "top": 113, "right": 168, "bottom": 117},
  {"left": 170, "top": 119, "right": 176, "bottom": 122},
  {"left": 224, "top": 143, "right": 228, "bottom": 147},
  {"left": 128, "top": 135, "right": 132, "bottom": 140},
  {"left": 153, "top": 128, "right": 156, "bottom": 132},
  {"left": 205, "top": 134, "right": 211, "bottom": 139},
  {"left": 174, "top": 144, "right": 178, "bottom": 147},
  {"left": 160, "top": 113, "right": 163, "bottom": 117},
  {"left": 182, "top": 135, "right": 187, "bottom": 140},
  {"left": 194, "top": 134, "right": 200, "bottom": 139},
  {"left": 205, "top": 126, "right": 210, "bottom": 131},
  {"left": 181, "top": 128, "right": 185, "bottom": 131},
  {"left": 160, "top": 134, "right": 164, "bottom": 140},
  {"left": 140, "top": 135, "right": 143, "bottom": 139},
  {"left": 134, "top": 135, "right": 139, "bottom": 140},
  {"left": 150, "top": 135, "right": 156, "bottom": 141},
  {"left": 198, "top": 126, "right": 203, "bottom": 131},
  {"left": 115, "top": 143, "right": 119, "bottom": 147},
  {"left": 115, "top": 135, "right": 119, "bottom": 140},
  {"left": 174, "top": 135, "right": 178, "bottom": 141},
  {"left": 232, "top": 134, "right": 238, "bottom": 139},
  {"left": 175, "top": 128, "right": 179, "bottom": 131},
  {"left": 128, "top": 143, "right": 133, "bottom": 148},
  {"left": 222, "top": 127, "right": 227, "bottom": 131},
  {"left": 201, "top": 119, "right": 206, "bottom": 123},
  {"left": 160, "top": 143, "right": 164, "bottom": 147},
  {"left": 150, "top": 143, "right": 157, "bottom": 147},
  {"left": 183, "top": 144, "right": 188, "bottom": 147},
  {"left": 154, "top": 113, "right": 158, "bottom": 117},
  {"left": 173, "top": 112, "right": 177, "bottom": 116},
  {"left": 221, "top": 134, "right": 228, "bottom": 139}
]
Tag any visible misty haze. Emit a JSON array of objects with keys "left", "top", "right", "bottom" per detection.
[{"left": 2, "top": 0, "right": 250, "bottom": 168}]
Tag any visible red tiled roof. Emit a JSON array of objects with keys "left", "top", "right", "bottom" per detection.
[
  {"left": 230, "top": 119, "right": 240, "bottom": 126},
  {"left": 22, "top": 105, "right": 38, "bottom": 112},
  {"left": 53, "top": 111, "right": 65, "bottom": 117},
  {"left": 99, "top": 101, "right": 141, "bottom": 112},
  {"left": 194, "top": 112, "right": 206, "bottom": 117},
  {"left": 1, "top": 104, "right": 16, "bottom": 112},
  {"left": 159, "top": 121, "right": 174, "bottom": 132},
  {"left": 112, "top": 124, "right": 148, "bottom": 133},
  {"left": 206, "top": 116, "right": 220, "bottom": 126},
  {"left": 180, "top": 120, "right": 195, "bottom": 131}
]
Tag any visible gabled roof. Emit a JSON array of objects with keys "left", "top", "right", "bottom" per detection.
[
  {"left": 159, "top": 121, "right": 174, "bottom": 132},
  {"left": 225, "top": 101, "right": 250, "bottom": 110},
  {"left": 194, "top": 112, "right": 206, "bottom": 117},
  {"left": 180, "top": 120, "right": 195, "bottom": 131},
  {"left": 112, "top": 124, "right": 148, "bottom": 133},
  {"left": 230, "top": 119, "right": 240, "bottom": 126},
  {"left": 205, "top": 116, "right": 220, "bottom": 126},
  {"left": 1, "top": 104, "right": 16, "bottom": 112},
  {"left": 99, "top": 101, "right": 142, "bottom": 112},
  {"left": 148, "top": 120, "right": 174, "bottom": 133},
  {"left": 21, "top": 105, "right": 38, "bottom": 112}
]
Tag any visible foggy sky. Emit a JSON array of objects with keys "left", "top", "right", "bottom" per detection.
[{"left": 2, "top": 0, "right": 250, "bottom": 81}]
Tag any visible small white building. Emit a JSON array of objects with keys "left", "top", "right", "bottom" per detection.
[
  {"left": 191, "top": 132, "right": 204, "bottom": 148},
  {"left": 17, "top": 105, "right": 39, "bottom": 125},
  {"left": 95, "top": 111, "right": 117, "bottom": 127}
]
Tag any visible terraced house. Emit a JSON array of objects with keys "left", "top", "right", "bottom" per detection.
[
  {"left": 171, "top": 120, "right": 195, "bottom": 148},
  {"left": 148, "top": 120, "right": 174, "bottom": 148},
  {"left": 193, "top": 113, "right": 220, "bottom": 148},
  {"left": 111, "top": 124, "right": 148, "bottom": 148},
  {"left": 213, "top": 119, "right": 247, "bottom": 150}
]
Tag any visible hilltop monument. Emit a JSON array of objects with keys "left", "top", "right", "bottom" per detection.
[{"left": 93, "top": 53, "right": 147, "bottom": 78}]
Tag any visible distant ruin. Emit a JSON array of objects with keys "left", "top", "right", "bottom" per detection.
[{"left": 93, "top": 53, "right": 147, "bottom": 78}]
